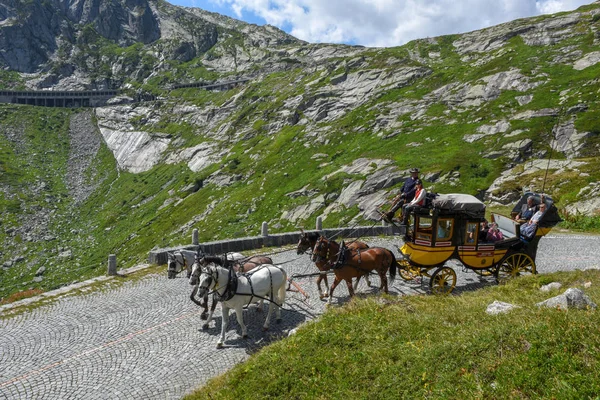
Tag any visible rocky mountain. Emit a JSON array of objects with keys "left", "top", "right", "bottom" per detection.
[
  {"left": 0, "top": 0, "right": 301, "bottom": 89},
  {"left": 1, "top": 0, "right": 600, "bottom": 301}
]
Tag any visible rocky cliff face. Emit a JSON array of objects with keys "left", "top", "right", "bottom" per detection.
[{"left": 0, "top": 0, "right": 302, "bottom": 88}]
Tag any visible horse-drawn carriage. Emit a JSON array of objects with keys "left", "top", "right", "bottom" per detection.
[{"left": 396, "top": 192, "right": 562, "bottom": 294}]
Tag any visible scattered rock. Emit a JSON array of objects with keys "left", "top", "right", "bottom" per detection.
[
  {"left": 540, "top": 282, "right": 562, "bottom": 292},
  {"left": 536, "top": 288, "right": 597, "bottom": 310},
  {"left": 486, "top": 300, "right": 518, "bottom": 315}
]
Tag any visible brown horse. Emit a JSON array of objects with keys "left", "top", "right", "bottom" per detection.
[
  {"left": 312, "top": 236, "right": 397, "bottom": 304},
  {"left": 297, "top": 231, "right": 371, "bottom": 299}
]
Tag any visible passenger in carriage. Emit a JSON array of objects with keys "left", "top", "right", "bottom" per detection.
[
  {"left": 515, "top": 196, "right": 539, "bottom": 223},
  {"left": 520, "top": 203, "right": 547, "bottom": 240},
  {"left": 486, "top": 222, "right": 504, "bottom": 242},
  {"left": 469, "top": 219, "right": 489, "bottom": 242},
  {"left": 401, "top": 179, "right": 426, "bottom": 226}
]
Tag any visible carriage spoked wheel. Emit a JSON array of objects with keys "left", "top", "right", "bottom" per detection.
[
  {"left": 496, "top": 252, "right": 536, "bottom": 284},
  {"left": 397, "top": 260, "right": 418, "bottom": 281},
  {"left": 429, "top": 266, "right": 457, "bottom": 295}
]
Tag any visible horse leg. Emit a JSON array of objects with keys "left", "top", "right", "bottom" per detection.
[
  {"left": 316, "top": 272, "right": 329, "bottom": 299},
  {"left": 345, "top": 278, "right": 355, "bottom": 297},
  {"left": 218, "top": 304, "right": 230, "bottom": 348},
  {"left": 200, "top": 292, "right": 209, "bottom": 320},
  {"left": 202, "top": 294, "right": 217, "bottom": 330},
  {"left": 263, "top": 295, "right": 275, "bottom": 331},
  {"left": 379, "top": 270, "right": 389, "bottom": 293},
  {"left": 234, "top": 304, "right": 248, "bottom": 339},
  {"left": 328, "top": 276, "right": 342, "bottom": 305},
  {"left": 276, "top": 279, "right": 286, "bottom": 323},
  {"left": 255, "top": 299, "right": 264, "bottom": 313}
]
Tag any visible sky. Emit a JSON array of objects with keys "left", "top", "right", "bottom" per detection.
[{"left": 168, "top": 0, "right": 593, "bottom": 47}]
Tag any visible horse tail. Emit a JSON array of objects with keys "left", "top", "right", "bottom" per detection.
[{"left": 388, "top": 251, "right": 397, "bottom": 282}]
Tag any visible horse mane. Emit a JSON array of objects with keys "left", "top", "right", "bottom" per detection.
[
  {"left": 201, "top": 255, "right": 225, "bottom": 265},
  {"left": 307, "top": 232, "right": 321, "bottom": 241}
]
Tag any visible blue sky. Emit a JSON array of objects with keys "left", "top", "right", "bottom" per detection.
[{"left": 167, "top": 0, "right": 593, "bottom": 47}]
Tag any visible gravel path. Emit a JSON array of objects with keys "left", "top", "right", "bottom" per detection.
[{"left": 1, "top": 234, "right": 599, "bottom": 399}]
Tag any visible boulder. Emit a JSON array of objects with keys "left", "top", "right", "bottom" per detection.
[{"left": 536, "top": 288, "right": 597, "bottom": 310}]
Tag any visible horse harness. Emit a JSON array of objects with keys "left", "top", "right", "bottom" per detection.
[
  {"left": 167, "top": 251, "right": 187, "bottom": 278},
  {"left": 203, "top": 264, "right": 285, "bottom": 307}
]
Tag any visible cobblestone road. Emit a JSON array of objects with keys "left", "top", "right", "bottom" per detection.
[{"left": 1, "top": 234, "right": 599, "bottom": 399}]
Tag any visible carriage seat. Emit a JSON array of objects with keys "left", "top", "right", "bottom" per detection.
[{"left": 491, "top": 213, "right": 517, "bottom": 239}]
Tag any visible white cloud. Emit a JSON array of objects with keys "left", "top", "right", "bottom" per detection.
[{"left": 208, "top": 0, "right": 592, "bottom": 47}]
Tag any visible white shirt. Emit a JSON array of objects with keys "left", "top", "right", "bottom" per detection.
[{"left": 409, "top": 187, "right": 426, "bottom": 206}]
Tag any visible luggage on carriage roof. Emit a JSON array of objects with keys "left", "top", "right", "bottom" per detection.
[{"left": 431, "top": 193, "right": 486, "bottom": 218}]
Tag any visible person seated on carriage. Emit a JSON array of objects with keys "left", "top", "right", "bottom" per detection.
[
  {"left": 515, "top": 195, "right": 539, "bottom": 223},
  {"left": 520, "top": 203, "right": 547, "bottom": 240},
  {"left": 384, "top": 167, "right": 420, "bottom": 221},
  {"left": 468, "top": 219, "right": 489, "bottom": 242},
  {"left": 486, "top": 222, "right": 504, "bottom": 242},
  {"left": 401, "top": 179, "right": 426, "bottom": 226}
]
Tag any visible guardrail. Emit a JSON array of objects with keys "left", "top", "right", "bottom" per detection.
[{"left": 148, "top": 220, "right": 403, "bottom": 265}]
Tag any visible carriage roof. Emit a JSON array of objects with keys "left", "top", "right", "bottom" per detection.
[{"left": 431, "top": 193, "right": 486, "bottom": 219}]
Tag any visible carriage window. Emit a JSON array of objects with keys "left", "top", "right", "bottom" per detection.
[
  {"left": 416, "top": 217, "right": 433, "bottom": 240},
  {"left": 437, "top": 219, "right": 453, "bottom": 241},
  {"left": 466, "top": 222, "right": 478, "bottom": 243}
]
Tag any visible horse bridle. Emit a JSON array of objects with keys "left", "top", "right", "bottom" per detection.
[
  {"left": 312, "top": 238, "right": 330, "bottom": 263},
  {"left": 297, "top": 236, "right": 313, "bottom": 255},
  {"left": 195, "top": 262, "right": 217, "bottom": 292}
]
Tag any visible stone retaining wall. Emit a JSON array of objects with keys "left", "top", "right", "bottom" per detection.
[{"left": 148, "top": 224, "right": 402, "bottom": 265}]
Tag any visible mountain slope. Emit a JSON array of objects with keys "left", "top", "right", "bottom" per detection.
[{"left": 1, "top": 1, "right": 600, "bottom": 302}]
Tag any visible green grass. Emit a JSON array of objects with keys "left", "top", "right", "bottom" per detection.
[{"left": 186, "top": 270, "right": 600, "bottom": 399}]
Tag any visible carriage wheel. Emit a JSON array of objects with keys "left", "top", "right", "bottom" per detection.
[
  {"left": 429, "top": 267, "right": 457, "bottom": 295},
  {"left": 397, "top": 260, "right": 417, "bottom": 281},
  {"left": 399, "top": 268, "right": 416, "bottom": 281},
  {"left": 496, "top": 253, "right": 536, "bottom": 283}
]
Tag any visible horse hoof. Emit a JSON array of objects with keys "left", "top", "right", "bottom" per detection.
[
  {"left": 200, "top": 313, "right": 208, "bottom": 320},
  {"left": 202, "top": 324, "right": 209, "bottom": 330},
  {"left": 276, "top": 318, "right": 282, "bottom": 324},
  {"left": 262, "top": 326, "right": 269, "bottom": 332},
  {"left": 243, "top": 334, "right": 249, "bottom": 339},
  {"left": 216, "top": 342, "right": 223, "bottom": 349}
]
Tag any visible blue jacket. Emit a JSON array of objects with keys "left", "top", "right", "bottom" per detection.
[{"left": 401, "top": 177, "right": 419, "bottom": 202}]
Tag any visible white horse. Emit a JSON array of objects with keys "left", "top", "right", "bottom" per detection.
[
  {"left": 190, "top": 262, "right": 287, "bottom": 348},
  {"left": 166, "top": 249, "right": 196, "bottom": 279}
]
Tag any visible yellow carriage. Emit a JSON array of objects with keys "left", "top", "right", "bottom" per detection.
[{"left": 397, "top": 192, "right": 562, "bottom": 294}]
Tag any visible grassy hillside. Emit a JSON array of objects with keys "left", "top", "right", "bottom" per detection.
[
  {"left": 186, "top": 270, "right": 600, "bottom": 399},
  {"left": 3, "top": 4, "right": 600, "bottom": 303}
]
